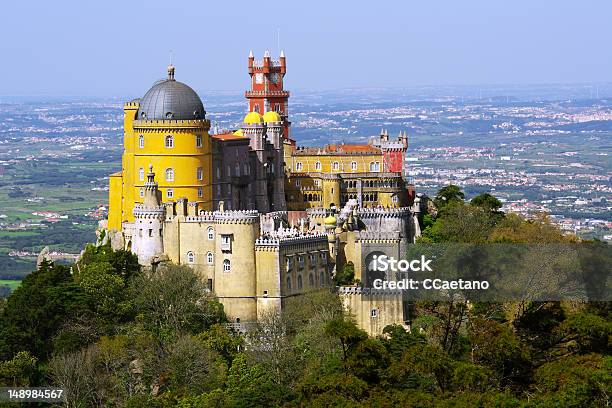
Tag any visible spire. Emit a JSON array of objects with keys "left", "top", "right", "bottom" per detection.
[
  {"left": 143, "top": 166, "right": 161, "bottom": 207},
  {"left": 249, "top": 50, "right": 254, "bottom": 58},
  {"left": 147, "top": 165, "right": 155, "bottom": 183},
  {"left": 280, "top": 50, "right": 285, "bottom": 58},
  {"left": 264, "top": 49, "right": 270, "bottom": 58}
]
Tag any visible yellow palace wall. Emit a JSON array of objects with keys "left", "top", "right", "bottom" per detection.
[{"left": 108, "top": 101, "right": 213, "bottom": 230}]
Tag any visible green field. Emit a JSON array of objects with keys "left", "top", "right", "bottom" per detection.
[{"left": 0, "top": 279, "right": 21, "bottom": 291}]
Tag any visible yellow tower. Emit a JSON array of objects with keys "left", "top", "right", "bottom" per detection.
[{"left": 108, "top": 65, "right": 212, "bottom": 230}]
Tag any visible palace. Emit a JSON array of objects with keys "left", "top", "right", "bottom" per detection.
[{"left": 104, "top": 51, "right": 423, "bottom": 335}]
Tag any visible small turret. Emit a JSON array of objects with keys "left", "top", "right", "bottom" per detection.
[
  {"left": 132, "top": 166, "right": 166, "bottom": 266},
  {"left": 279, "top": 50, "right": 286, "bottom": 74},
  {"left": 248, "top": 50, "right": 254, "bottom": 71}
]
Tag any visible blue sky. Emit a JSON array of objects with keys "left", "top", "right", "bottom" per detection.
[{"left": 0, "top": 0, "right": 610, "bottom": 97}]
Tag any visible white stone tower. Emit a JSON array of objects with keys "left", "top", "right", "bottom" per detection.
[{"left": 131, "top": 165, "right": 166, "bottom": 265}]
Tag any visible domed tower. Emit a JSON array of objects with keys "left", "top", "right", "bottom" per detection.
[
  {"left": 131, "top": 166, "right": 166, "bottom": 265},
  {"left": 109, "top": 65, "right": 212, "bottom": 231}
]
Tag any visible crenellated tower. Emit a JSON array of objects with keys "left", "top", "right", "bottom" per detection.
[
  {"left": 247, "top": 50, "right": 291, "bottom": 141},
  {"left": 131, "top": 166, "right": 166, "bottom": 265}
]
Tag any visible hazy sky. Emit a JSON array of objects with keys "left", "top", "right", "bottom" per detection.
[{"left": 1, "top": 0, "right": 610, "bottom": 97}]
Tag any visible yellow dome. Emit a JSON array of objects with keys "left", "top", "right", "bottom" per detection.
[
  {"left": 263, "top": 110, "right": 282, "bottom": 123},
  {"left": 233, "top": 129, "right": 244, "bottom": 136},
  {"left": 324, "top": 215, "right": 337, "bottom": 226},
  {"left": 243, "top": 111, "right": 263, "bottom": 124}
]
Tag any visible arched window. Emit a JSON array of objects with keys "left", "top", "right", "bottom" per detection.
[
  {"left": 216, "top": 167, "right": 221, "bottom": 179},
  {"left": 139, "top": 135, "right": 144, "bottom": 148},
  {"left": 166, "top": 189, "right": 174, "bottom": 198},
  {"left": 197, "top": 187, "right": 203, "bottom": 197},
  {"left": 196, "top": 134, "right": 202, "bottom": 148},
  {"left": 226, "top": 165, "right": 231, "bottom": 177},
  {"left": 139, "top": 188, "right": 144, "bottom": 198},
  {"left": 369, "top": 162, "right": 380, "bottom": 172},
  {"left": 223, "top": 259, "right": 231, "bottom": 272},
  {"left": 139, "top": 168, "right": 144, "bottom": 181},
  {"left": 165, "top": 135, "right": 174, "bottom": 148},
  {"left": 315, "top": 161, "right": 321, "bottom": 171},
  {"left": 207, "top": 227, "right": 214, "bottom": 240},
  {"left": 351, "top": 161, "right": 357, "bottom": 171},
  {"left": 308, "top": 273, "right": 314, "bottom": 287},
  {"left": 197, "top": 167, "right": 203, "bottom": 181},
  {"left": 296, "top": 162, "right": 303, "bottom": 171},
  {"left": 297, "top": 275, "right": 303, "bottom": 290},
  {"left": 207, "top": 252, "right": 214, "bottom": 265},
  {"left": 320, "top": 271, "right": 325, "bottom": 286},
  {"left": 286, "top": 276, "right": 292, "bottom": 291},
  {"left": 332, "top": 162, "right": 339, "bottom": 171},
  {"left": 235, "top": 163, "right": 240, "bottom": 176},
  {"left": 165, "top": 168, "right": 174, "bottom": 181},
  {"left": 186, "top": 251, "right": 195, "bottom": 264},
  {"left": 244, "top": 163, "right": 249, "bottom": 175}
]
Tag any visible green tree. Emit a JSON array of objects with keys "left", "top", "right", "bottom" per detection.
[
  {"left": 77, "top": 261, "right": 132, "bottom": 321},
  {"left": 0, "top": 261, "right": 90, "bottom": 360},
  {"left": 0, "top": 351, "right": 38, "bottom": 387},
  {"left": 470, "top": 192, "right": 503, "bottom": 212},
  {"left": 165, "top": 335, "right": 226, "bottom": 397},
  {"left": 325, "top": 319, "right": 368, "bottom": 362},
  {"left": 380, "top": 324, "right": 426, "bottom": 359},
  {"left": 468, "top": 317, "right": 531, "bottom": 387},
  {"left": 434, "top": 184, "right": 465, "bottom": 210},
  {"left": 335, "top": 261, "right": 356, "bottom": 286},
  {"left": 132, "top": 264, "right": 226, "bottom": 338},
  {"left": 198, "top": 324, "right": 243, "bottom": 365}
]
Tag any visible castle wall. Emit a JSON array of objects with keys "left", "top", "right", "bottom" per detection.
[
  {"left": 254, "top": 247, "right": 282, "bottom": 319},
  {"left": 213, "top": 215, "right": 259, "bottom": 323},
  {"left": 108, "top": 172, "right": 123, "bottom": 231},
  {"left": 339, "top": 287, "right": 407, "bottom": 336}
]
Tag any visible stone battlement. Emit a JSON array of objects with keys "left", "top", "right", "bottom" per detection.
[
  {"left": 337, "top": 286, "right": 404, "bottom": 296},
  {"left": 355, "top": 231, "right": 402, "bottom": 242},
  {"left": 255, "top": 232, "right": 327, "bottom": 248},
  {"left": 306, "top": 207, "right": 335, "bottom": 217},
  {"left": 124, "top": 100, "right": 140, "bottom": 108},
  {"left": 134, "top": 204, "right": 165, "bottom": 219},
  {"left": 169, "top": 209, "right": 260, "bottom": 224},
  {"left": 133, "top": 119, "right": 211, "bottom": 130},
  {"left": 357, "top": 207, "right": 410, "bottom": 218}
]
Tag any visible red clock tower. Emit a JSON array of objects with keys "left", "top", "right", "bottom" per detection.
[{"left": 246, "top": 50, "right": 292, "bottom": 142}]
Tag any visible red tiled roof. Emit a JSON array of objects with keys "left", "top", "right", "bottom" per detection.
[
  {"left": 292, "top": 143, "right": 382, "bottom": 155},
  {"left": 326, "top": 144, "right": 379, "bottom": 153},
  {"left": 212, "top": 133, "right": 247, "bottom": 141}
]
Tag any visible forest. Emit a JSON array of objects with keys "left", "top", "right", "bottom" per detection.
[{"left": 0, "top": 186, "right": 609, "bottom": 407}]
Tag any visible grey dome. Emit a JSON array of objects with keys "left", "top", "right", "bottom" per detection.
[{"left": 137, "top": 78, "right": 205, "bottom": 120}]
